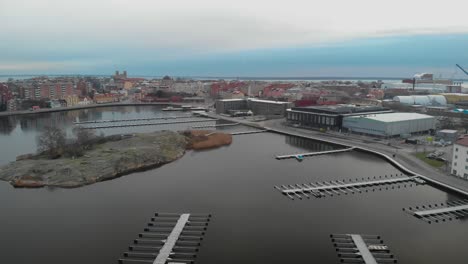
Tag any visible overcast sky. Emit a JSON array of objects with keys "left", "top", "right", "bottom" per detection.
[{"left": 1, "top": 0, "right": 468, "bottom": 77}]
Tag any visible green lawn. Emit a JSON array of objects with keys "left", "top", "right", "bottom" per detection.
[{"left": 413, "top": 152, "right": 445, "bottom": 168}]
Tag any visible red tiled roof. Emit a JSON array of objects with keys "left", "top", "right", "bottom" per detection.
[{"left": 456, "top": 135, "right": 468, "bottom": 147}]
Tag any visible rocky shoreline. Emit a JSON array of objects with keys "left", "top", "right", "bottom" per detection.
[{"left": 0, "top": 130, "right": 232, "bottom": 188}]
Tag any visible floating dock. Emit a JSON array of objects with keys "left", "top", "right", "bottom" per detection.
[
  {"left": 119, "top": 212, "right": 211, "bottom": 264},
  {"left": 191, "top": 123, "right": 239, "bottom": 129},
  {"left": 230, "top": 130, "right": 269, "bottom": 135},
  {"left": 403, "top": 199, "right": 468, "bottom": 224},
  {"left": 275, "top": 147, "right": 355, "bottom": 160},
  {"left": 275, "top": 174, "right": 425, "bottom": 200},
  {"left": 330, "top": 234, "right": 397, "bottom": 264},
  {"left": 81, "top": 119, "right": 218, "bottom": 129},
  {"left": 74, "top": 115, "right": 193, "bottom": 125}
]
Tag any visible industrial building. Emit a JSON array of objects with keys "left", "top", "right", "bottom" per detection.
[
  {"left": 452, "top": 135, "right": 468, "bottom": 179},
  {"left": 215, "top": 99, "right": 247, "bottom": 114},
  {"left": 440, "top": 93, "right": 468, "bottom": 104},
  {"left": 393, "top": 95, "right": 447, "bottom": 106},
  {"left": 342, "top": 113, "right": 436, "bottom": 137},
  {"left": 437, "top": 129, "right": 459, "bottom": 143},
  {"left": 286, "top": 104, "right": 392, "bottom": 130},
  {"left": 215, "top": 98, "right": 292, "bottom": 116},
  {"left": 248, "top": 99, "right": 292, "bottom": 116}
]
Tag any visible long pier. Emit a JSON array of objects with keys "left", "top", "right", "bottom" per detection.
[
  {"left": 330, "top": 234, "right": 397, "bottom": 264},
  {"left": 275, "top": 147, "right": 355, "bottom": 160},
  {"left": 81, "top": 118, "right": 218, "bottom": 129},
  {"left": 275, "top": 175, "right": 425, "bottom": 200},
  {"left": 119, "top": 212, "right": 211, "bottom": 264},
  {"left": 191, "top": 123, "right": 239, "bottom": 129},
  {"left": 74, "top": 115, "right": 193, "bottom": 124},
  {"left": 230, "top": 130, "right": 269, "bottom": 135},
  {"left": 153, "top": 214, "right": 190, "bottom": 264},
  {"left": 403, "top": 199, "right": 468, "bottom": 223}
]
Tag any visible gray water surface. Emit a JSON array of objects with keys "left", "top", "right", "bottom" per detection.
[{"left": 0, "top": 106, "right": 466, "bottom": 264}]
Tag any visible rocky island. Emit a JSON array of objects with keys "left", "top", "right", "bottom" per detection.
[{"left": 0, "top": 130, "right": 232, "bottom": 188}]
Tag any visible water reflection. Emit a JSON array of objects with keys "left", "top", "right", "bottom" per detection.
[
  {"left": 0, "top": 105, "right": 165, "bottom": 164},
  {"left": 285, "top": 135, "right": 340, "bottom": 152},
  {"left": 0, "top": 117, "right": 16, "bottom": 135},
  {"left": 0, "top": 106, "right": 166, "bottom": 135},
  {"left": 0, "top": 106, "right": 467, "bottom": 264}
]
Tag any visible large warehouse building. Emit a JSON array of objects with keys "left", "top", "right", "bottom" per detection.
[
  {"left": 286, "top": 105, "right": 392, "bottom": 130},
  {"left": 342, "top": 113, "right": 436, "bottom": 137}
]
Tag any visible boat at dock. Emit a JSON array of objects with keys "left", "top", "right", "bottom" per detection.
[{"left": 295, "top": 155, "right": 304, "bottom": 162}]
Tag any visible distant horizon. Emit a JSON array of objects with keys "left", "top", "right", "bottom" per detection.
[{"left": 1, "top": 73, "right": 468, "bottom": 82}]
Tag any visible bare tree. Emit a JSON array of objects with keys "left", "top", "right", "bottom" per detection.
[
  {"left": 72, "top": 126, "right": 96, "bottom": 149},
  {"left": 37, "top": 126, "right": 66, "bottom": 158},
  {"left": 56, "top": 126, "right": 100, "bottom": 158}
]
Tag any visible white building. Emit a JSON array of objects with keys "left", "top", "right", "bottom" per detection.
[
  {"left": 452, "top": 135, "right": 468, "bottom": 179},
  {"left": 342, "top": 112, "right": 435, "bottom": 137},
  {"left": 393, "top": 95, "right": 447, "bottom": 106}
]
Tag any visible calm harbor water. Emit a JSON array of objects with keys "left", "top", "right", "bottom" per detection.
[{"left": 0, "top": 106, "right": 467, "bottom": 264}]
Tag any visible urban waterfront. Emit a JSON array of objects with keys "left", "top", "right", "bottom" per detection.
[{"left": 0, "top": 106, "right": 467, "bottom": 264}]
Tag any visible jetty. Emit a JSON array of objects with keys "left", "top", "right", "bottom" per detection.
[
  {"left": 403, "top": 199, "right": 468, "bottom": 223},
  {"left": 74, "top": 115, "right": 193, "bottom": 125},
  {"left": 275, "top": 147, "right": 355, "bottom": 160},
  {"left": 81, "top": 118, "right": 218, "bottom": 129},
  {"left": 230, "top": 130, "right": 269, "bottom": 135},
  {"left": 275, "top": 174, "right": 425, "bottom": 200},
  {"left": 119, "top": 212, "right": 211, "bottom": 264},
  {"left": 330, "top": 234, "right": 397, "bottom": 264},
  {"left": 191, "top": 123, "right": 239, "bottom": 129}
]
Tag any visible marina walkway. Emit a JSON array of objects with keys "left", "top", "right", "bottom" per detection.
[
  {"left": 350, "top": 234, "right": 378, "bottom": 264},
  {"left": 119, "top": 212, "right": 211, "bottom": 264},
  {"left": 82, "top": 118, "right": 217, "bottom": 129},
  {"left": 191, "top": 123, "right": 239, "bottom": 128},
  {"left": 403, "top": 199, "right": 468, "bottom": 223},
  {"left": 275, "top": 147, "right": 355, "bottom": 160},
  {"left": 230, "top": 130, "right": 269, "bottom": 135},
  {"left": 153, "top": 214, "right": 190, "bottom": 264},
  {"left": 331, "top": 234, "right": 397, "bottom": 264},
  {"left": 275, "top": 175, "right": 425, "bottom": 199},
  {"left": 74, "top": 115, "right": 193, "bottom": 124}
]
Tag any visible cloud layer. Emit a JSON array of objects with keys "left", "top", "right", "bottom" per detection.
[{"left": 1, "top": 0, "right": 468, "bottom": 76}]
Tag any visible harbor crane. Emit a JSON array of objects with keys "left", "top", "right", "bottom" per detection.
[{"left": 456, "top": 64, "right": 468, "bottom": 75}]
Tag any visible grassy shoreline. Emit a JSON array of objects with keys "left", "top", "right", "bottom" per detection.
[{"left": 413, "top": 152, "right": 445, "bottom": 168}]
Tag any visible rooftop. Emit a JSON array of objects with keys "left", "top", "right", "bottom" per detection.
[
  {"left": 455, "top": 135, "right": 468, "bottom": 147},
  {"left": 217, "top": 98, "right": 245, "bottom": 102},
  {"left": 292, "top": 104, "right": 388, "bottom": 114},
  {"left": 248, "top": 98, "right": 291, "bottom": 105},
  {"left": 345, "top": 112, "right": 435, "bottom": 122}
]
